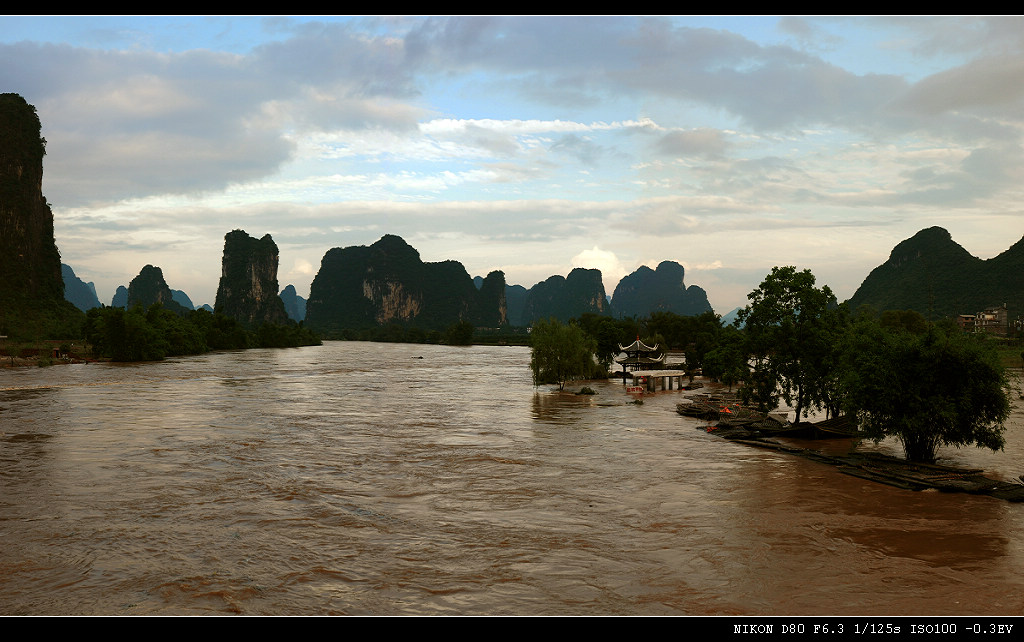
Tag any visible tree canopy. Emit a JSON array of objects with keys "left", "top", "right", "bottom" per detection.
[
  {"left": 529, "top": 318, "right": 598, "bottom": 390},
  {"left": 841, "top": 321, "right": 1010, "bottom": 463},
  {"left": 736, "top": 266, "right": 839, "bottom": 422}
]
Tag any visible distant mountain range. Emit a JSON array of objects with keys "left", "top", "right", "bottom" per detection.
[
  {"left": 65, "top": 226, "right": 1024, "bottom": 336},
  {"left": 17, "top": 90, "right": 1024, "bottom": 342},
  {"left": 62, "top": 263, "right": 101, "bottom": 312},
  {"left": 303, "top": 235, "right": 719, "bottom": 332}
]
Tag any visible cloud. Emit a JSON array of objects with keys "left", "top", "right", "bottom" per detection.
[
  {"left": 895, "top": 55, "right": 1024, "bottom": 117},
  {"left": 653, "top": 128, "right": 730, "bottom": 159},
  {"left": 571, "top": 246, "right": 628, "bottom": 289}
]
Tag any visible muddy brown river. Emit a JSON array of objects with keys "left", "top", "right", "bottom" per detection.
[{"left": 2, "top": 341, "right": 1023, "bottom": 615}]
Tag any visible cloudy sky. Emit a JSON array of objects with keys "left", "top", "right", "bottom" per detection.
[{"left": 4, "top": 16, "right": 1024, "bottom": 313}]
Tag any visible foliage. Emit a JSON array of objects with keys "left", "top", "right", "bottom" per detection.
[
  {"left": 841, "top": 321, "right": 1010, "bottom": 463},
  {"left": 574, "top": 313, "right": 639, "bottom": 368},
  {"left": 702, "top": 325, "right": 747, "bottom": 392},
  {"left": 189, "top": 308, "right": 250, "bottom": 350},
  {"left": 442, "top": 320, "right": 474, "bottom": 345},
  {"left": 736, "top": 266, "right": 839, "bottom": 422},
  {"left": 86, "top": 304, "right": 319, "bottom": 361},
  {"left": 254, "top": 321, "right": 322, "bottom": 349},
  {"left": 529, "top": 318, "right": 599, "bottom": 390},
  {"left": 878, "top": 309, "right": 928, "bottom": 334}
]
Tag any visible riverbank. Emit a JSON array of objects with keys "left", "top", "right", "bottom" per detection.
[
  {"left": 1, "top": 355, "right": 94, "bottom": 368},
  {"left": 697, "top": 418, "right": 1024, "bottom": 502}
]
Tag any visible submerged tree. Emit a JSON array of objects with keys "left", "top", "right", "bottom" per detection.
[
  {"left": 841, "top": 322, "right": 1010, "bottom": 463},
  {"left": 736, "top": 266, "right": 838, "bottom": 422},
  {"left": 529, "top": 318, "right": 598, "bottom": 390}
]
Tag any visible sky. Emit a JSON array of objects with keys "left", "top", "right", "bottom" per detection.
[{"left": 3, "top": 16, "right": 1024, "bottom": 314}]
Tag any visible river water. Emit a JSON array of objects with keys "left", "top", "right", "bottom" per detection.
[{"left": 2, "top": 341, "right": 1023, "bottom": 616}]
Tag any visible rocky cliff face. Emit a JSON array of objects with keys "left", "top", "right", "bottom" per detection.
[
  {"left": 306, "top": 235, "right": 505, "bottom": 335},
  {"left": 214, "top": 230, "right": 290, "bottom": 328},
  {"left": 0, "top": 94, "right": 81, "bottom": 337},
  {"left": 611, "top": 260, "right": 712, "bottom": 318},
  {"left": 475, "top": 270, "right": 508, "bottom": 327},
  {"left": 521, "top": 268, "right": 609, "bottom": 324}
]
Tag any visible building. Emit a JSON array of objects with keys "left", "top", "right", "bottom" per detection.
[{"left": 974, "top": 304, "right": 1008, "bottom": 336}]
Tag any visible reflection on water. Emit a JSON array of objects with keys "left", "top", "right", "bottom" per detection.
[{"left": 1, "top": 342, "right": 1024, "bottom": 615}]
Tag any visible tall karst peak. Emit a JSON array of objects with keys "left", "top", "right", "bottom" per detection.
[
  {"left": 611, "top": 260, "right": 712, "bottom": 318},
  {"left": 214, "top": 229, "right": 290, "bottom": 328},
  {"left": 0, "top": 93, "right": 82, "bottom": 337},
  {"left": 126, "top": 264, "right": 189, "bottom": 314},
  {"left": 305, "top": 235, "right": 506, "bottom": 336},
  {"left": 520, "top": 268, "right": 609, "bottom": 324}
]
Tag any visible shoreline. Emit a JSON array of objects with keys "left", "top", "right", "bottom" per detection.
[{"left": 702, "top": 423, "right": 1024, "bottom": 502}]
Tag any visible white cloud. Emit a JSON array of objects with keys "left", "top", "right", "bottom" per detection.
[{"left": 571, "top": 246, "right": 628, "bottom": 290}]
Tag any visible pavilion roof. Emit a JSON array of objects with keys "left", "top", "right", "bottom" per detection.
[
  {"left": 618, "top": 337, "right": 659, "bottom": 353},
  {"left": 615, "top": 354, "right": 666, "bottom": 366}
]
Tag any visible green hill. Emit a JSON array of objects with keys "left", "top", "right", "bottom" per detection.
[{"left": 847, "top": 226, "right": 1024, "bottom": 321}]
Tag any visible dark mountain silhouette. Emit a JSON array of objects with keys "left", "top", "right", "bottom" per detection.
[
  {"left": 279, "top": 284, "right": 307, "bottom": 322},
  {"left": 611, "top": 260, "right": 712, "bottom": 318},
  {"left": 214, "top": 230, "right": 290, "bottom": 329},
  {"left": 171, "top": 289, "right": 196, "bottom": 310},
  {"left": 505, "top": 284, "right": 529, "bottom": 326},
  {"left": 520, "top": 268, "right": 609, "bottom": 324},
  {"left": 305, "top": 234, "right": 506, "bottom": 335},
  {"left": 0, "top": 93, "right": 82, "bottom": 337},
  {"left": 62, "top": 263, "right": 101, "bottom": 312},
  {"left": 114, "top": 282, "right": 234, "bottom": 314},
  {"left": 847, "top": 226, "right": 1024, "bottom": 320},
  {"left": 127, "top": 265, "right": 189, "bottom": 315},
  {"left": 111, "top": 285, "right": 129, "bottom": 309}
]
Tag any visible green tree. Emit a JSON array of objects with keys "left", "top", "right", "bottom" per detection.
[
  {"left": 703, "top": 324, "right": 747, "bottom": 392},
  {"left": 841, "top": 321, "right": 1010, "bottom": 463},
  {"left": 736, "top": 266, "right": 838, "bottom": 422},
  {"left": 442, "top": 320, "right": 474, "bottom": 345},
  {"left": 530, "top": 318, "right": 598, "bottom": 390}
]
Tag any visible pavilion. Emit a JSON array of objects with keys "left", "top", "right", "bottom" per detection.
[{"left": 616, "top": 336, "right": 687, "bottom": 392}]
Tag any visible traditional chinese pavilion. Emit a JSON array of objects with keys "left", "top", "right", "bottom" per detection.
[{"left": 616, "top": 336, "right": 664, "bottom": 374}]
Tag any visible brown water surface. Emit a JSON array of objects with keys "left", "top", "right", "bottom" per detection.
[{"left": 1, "top": 342, "right": 1023, "bottom": 615}]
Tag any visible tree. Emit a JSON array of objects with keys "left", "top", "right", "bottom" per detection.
[
  {"left": 736, "top": 266, "right": 838, "bottom": 422},
  {"left": 442, "top": 320, "right": 474, "bottom": 345},
  {"left": 841, "top": 321, "right": 1010, "bottom": 463},
  {"left": 529, "top": 318, "right": 598, "bottom": 390},
  {"left": 703, "top": 324, "right": 747, "bottom": 392}
]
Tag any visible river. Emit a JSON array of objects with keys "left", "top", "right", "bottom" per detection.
[{"left": 2, "top": 341, "right": 1023, "bottom": 615}]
